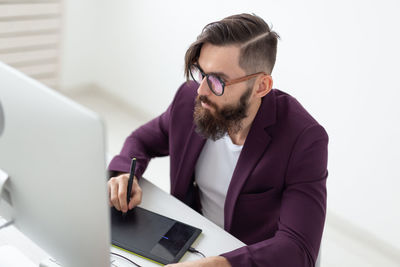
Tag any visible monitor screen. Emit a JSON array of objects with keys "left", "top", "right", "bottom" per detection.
[{"left": 0, "top": 62, "right": 111, "bottom": 266}]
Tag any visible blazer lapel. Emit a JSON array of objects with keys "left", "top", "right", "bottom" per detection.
[
  {"left": 172, "top": 124, "right": 206, "bottom": 199},
  {"left": 224, "top": 90, "right": 277, "bottom": 231}
]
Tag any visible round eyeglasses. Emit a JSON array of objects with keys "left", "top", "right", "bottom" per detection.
[{"left": 189, "top": 64, "right": 266, "bottom": 96}]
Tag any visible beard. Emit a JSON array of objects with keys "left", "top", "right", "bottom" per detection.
[{"left": 193, "top": 87, "right": 252, "bottom": 141}]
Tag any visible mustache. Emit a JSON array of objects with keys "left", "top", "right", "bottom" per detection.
[{"left": 197, "top": 95, "right": 218, "bottom": 110}]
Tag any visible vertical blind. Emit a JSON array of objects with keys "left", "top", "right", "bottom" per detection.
[{"left": 0, "top": 0, "right": 62, "bottom": 89}]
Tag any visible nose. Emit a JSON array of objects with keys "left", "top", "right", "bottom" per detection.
[{"left": 197, "top": 78, "right": 211, "bottom": 96}]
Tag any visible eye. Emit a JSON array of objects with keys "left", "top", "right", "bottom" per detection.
[{"left": 208, "top": 75, "right": 224, "bottom": 95}]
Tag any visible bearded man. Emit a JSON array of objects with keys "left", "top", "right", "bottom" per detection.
[{"left": 108, "top": 13, "right": 328, "bottom": 267}]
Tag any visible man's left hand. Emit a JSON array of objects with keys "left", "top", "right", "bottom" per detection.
[{"left": 165, "top": 256, "right": 231, "bottom": 267}]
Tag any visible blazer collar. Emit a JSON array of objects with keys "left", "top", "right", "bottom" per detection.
[{"left": 224, "top": 89, "right": 277, "bottom": 231}]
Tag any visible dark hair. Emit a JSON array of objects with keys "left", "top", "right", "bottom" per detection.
[{"left": 184, "top": 13, "right": 280, "bottom": 79}]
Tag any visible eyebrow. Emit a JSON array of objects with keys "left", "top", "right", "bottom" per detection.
[{"left": 197, "top": 63, "right": 231, "bottom": 80}]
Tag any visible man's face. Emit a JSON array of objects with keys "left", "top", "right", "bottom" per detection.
[{"left": 193, "top": 43, "right": 254, "bottom": 140}]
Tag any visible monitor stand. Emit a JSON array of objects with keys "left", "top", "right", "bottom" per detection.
[{"left": 39, "top": 257, "right": 63, "bottom": 267}]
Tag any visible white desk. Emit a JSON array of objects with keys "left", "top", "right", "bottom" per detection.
[{"left": 0, "top": 178, "right": 244, "bottom": 266}]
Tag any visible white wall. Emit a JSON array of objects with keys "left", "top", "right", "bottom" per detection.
[
  {"left": 60, "top": 0, "right": 98, "bottom": 88},
  {"left": 61, "top": 0, "right": 400, "bottom": 250}
]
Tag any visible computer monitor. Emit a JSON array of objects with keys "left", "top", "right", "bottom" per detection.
[{"left": 0, "top": 62, "right": 111, "bottom": 266}]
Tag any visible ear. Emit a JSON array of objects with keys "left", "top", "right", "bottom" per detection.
[{"left": 254, "top": 75, "right": 273, "bottom": 98}]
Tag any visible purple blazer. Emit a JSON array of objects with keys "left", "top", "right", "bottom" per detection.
[{"left": 108, "top": 81, "right": 328, "bottom": 267}]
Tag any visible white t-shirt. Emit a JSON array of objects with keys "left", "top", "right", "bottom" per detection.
[{"left": 195, "top": 134, "right": 243, "bottom": 228}]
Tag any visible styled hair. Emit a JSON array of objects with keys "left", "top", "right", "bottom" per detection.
[{"left": 184, "top": 13, "right": 280, "bottom": 79}]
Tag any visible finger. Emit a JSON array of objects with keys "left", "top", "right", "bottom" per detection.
[
  {"left": 128, "top": 177, "right": 137, "bottom": 198},
  {"left": 128, "top": 184, "right": 142, "bottom": 210},
  {"left": 109, "top": 180, "right": 121, "bottom": 211},
  {"left": 128, "top": 194, "right": 141, "bottom": 210},
  {"left": 107, "top": 182, "right": 113, "bottom": 207},
  {"left": 118, "top": 178, "right": 129, "bottom": 213}
]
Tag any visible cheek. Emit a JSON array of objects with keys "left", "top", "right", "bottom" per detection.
[
  {"left": 215, "top": 97, "right": 231, "bottom": 111},
  {"left": 220, "top": 89, "right": 241, "bottom": 106}
]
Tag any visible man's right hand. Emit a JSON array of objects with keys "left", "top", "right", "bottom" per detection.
[{"left": 108, "top": 173, "right": 142, "bottom": 213}]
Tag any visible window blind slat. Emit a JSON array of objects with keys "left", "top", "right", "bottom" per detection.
[
  {"left": 0, "top": 28, "right": 59, "bottom": 38},
  {"left": 0, "top": 19, "right": 61, "bottom": 34},
  {"left": 8, "top": 57, "right": 57, "bottom": 68},
  {"left": 0, "top": 48, "right": 58, "bottom": 64},
  {"left": 0, "top": 34, "right": 58, "bottom": 49},
  {"left": 0, "top": 3, "right": 60, "bottom": 17},
  {"left": 0, "top": 14, "right": 60, "bottom": 22},
  {"left": 0, "top": 1, "right": 61, "bottom": 89},
  {"left": 0, "top": 43, "right": 58, "bottom": 54},
  {"left": 0, "top": 1, "right": 60, "bottom": 4}
]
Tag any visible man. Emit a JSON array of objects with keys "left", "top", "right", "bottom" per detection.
[{"left": 108, "top": 13, "right": 328, "bottom": 267}]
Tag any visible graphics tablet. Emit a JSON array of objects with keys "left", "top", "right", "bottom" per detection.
[{"left": 110, "top": 207, "right": 202, "bottom": 265}]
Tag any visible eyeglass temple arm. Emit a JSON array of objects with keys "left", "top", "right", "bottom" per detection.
[{"left": 225, "top": 72, "right": 267, "bottom": 86}]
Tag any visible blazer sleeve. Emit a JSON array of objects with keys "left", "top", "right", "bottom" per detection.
[
  {"left": 107, "top": 103, "right": 172, "bottom": 179},
  {"left": 221, "top": 124, "right": 329, "bottom": 267}
]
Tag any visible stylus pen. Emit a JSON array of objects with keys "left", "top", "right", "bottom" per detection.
[{"left": 123, "top": 157, "right": 136, "bottom": 217}]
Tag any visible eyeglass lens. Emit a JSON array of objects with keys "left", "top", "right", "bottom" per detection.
[{"left": 190, "top": 65, "right": 224, "bottom": 95}]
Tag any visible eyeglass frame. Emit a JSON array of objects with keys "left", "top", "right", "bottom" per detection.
[{"left": 189, "top": 63, "right": 267, "bottom": 96}]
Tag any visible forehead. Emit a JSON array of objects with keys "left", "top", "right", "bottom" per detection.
[{"left": 198, "top": 43, "right": 245, "bottom": 78}]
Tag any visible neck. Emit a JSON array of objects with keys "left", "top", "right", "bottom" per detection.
[{"left": 228, "top": 98, "right": 261, "bottom": 146}]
